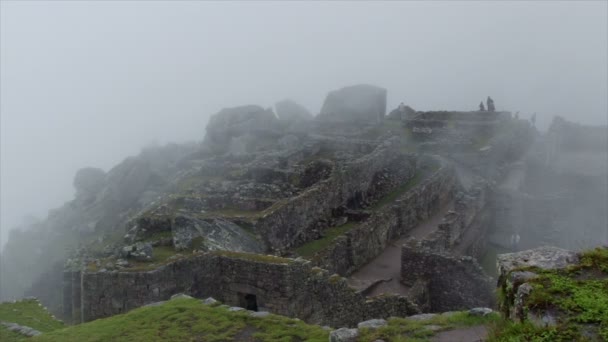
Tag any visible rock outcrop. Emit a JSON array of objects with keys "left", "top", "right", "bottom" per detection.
[
  {"left": 275, "top": 99, "right": 313, "bottom": 123},
  {"left": 204, "top": 105, "right": 281, "bottom": 154},
  {"left": 318, "top": 84, "right": 387, "bottom": 123}
]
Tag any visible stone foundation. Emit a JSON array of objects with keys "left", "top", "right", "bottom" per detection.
[{"left": 66, "top": 253, "right": 419, "bottom": 327}]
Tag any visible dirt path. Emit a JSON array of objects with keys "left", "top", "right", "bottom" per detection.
[
  {"left": 431, "top": 325, "right": 488, "bottom": 342},
  {"left": 347, "top": 202, "right": 453, "bottom": 296}
]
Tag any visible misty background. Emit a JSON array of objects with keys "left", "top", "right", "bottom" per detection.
[{"left": 1, "top": 1, "right": 607, "bottom": 249}]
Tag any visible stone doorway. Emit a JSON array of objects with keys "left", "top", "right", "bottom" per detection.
[{"left": 238, "top": 292, "right": 258, "bottom": 311}]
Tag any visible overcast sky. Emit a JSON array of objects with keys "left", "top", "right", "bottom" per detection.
[{"left": 1, "top": 1, "right": 607, "bottom": 248}]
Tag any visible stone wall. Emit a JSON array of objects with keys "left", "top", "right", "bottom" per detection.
[
  {"left": 313, "top": 161, "right": 457, "bottom": 275},
  {"left": 256, "top": 139, "right": 417, "bottom": 252},
  {"left": 67, "top": 252, "right": 419, "bottom": 327},
  {"left": 401, "top": 241, "right": 494, "bottom": 312}
]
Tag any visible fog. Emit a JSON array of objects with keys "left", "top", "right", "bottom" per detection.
[{"left": 1, "top": 1, "right": 606, "bottom": 249}]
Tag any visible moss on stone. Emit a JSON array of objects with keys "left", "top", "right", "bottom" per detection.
[
  {"left": 211, "top": 250, "right": 293, "bottom": 264},
  {"left": 493, "top": 247, "right": 608, "bottom": 341},
  {"left": 370, "top": 171, "right": 424, "bottom": 210},
  {"left": 295, "top": 222, "right": 358, "bottom": 258},
  {"left": 0, "top": 298, "right": 64, "bottom": 341},
  {"left": 359, "top": 311, "right": 500, "bottom": 341}
]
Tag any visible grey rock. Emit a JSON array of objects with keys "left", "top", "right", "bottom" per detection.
[
  {"left": 407, "top": 313, "right": 438, "bottom": 321},
  {"left": 228, "top": 307, "right": 245, "bottom": 312},
  {"left": 497, "top": 246, "right": 579, "bottom": 278},
  {"left": 170, "top": 293, "right": 193, "bottom": 300},
  {"left": 275, "top": 99, "right": 313, "bottom": 123},
  {"left": 0, "top": 321, "right": 42, "bottom": 337},
  {"left": 204, "top": 105, "right": 281, "bottom": 153},
  {"left": 202, "top": 297, "right": 218, "bottom": 305},
  {"left": 357, "top": 319, "right": 387, "bottom": 330},
  {"left": 329, "top": 328, "right": 359, "bottom": 342},
  {"left": 468, "top": 307, "right": 493, "bottom": 316},
  {"left": 319, "top": 84, "right": 387, "bottom": 123},
  {"left": 250, "top": 311, "right": 270, "bottom": 318}
]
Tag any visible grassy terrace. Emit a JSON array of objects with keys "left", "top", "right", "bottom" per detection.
[
  {"left": 369, "top": 171, "right": 425, "bottom": 211},
  {"left": 295, "top": 222, "right": 359, "bottom": 258},
  {"left": 33, "top": 298, "right": 328, "bottom": 342},
  {"left": 360, "top": 312, "right": 500, "bottom": 342},
  {"left": 491, "top": 247, "right": 608, "bottom": 341},
  {"left": 89, "top": 247, "right": 293, "bottom": 273},
  {"left": 0, "top": 299, "right": 64, "bottom": 342}
]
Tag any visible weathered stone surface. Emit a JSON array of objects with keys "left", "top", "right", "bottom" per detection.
[
  {"left": 171, "top": 216, "right": 263, "bottom": 253},
  {"left": 318, "top": 84, "right": 387, "bottom": 123},
  {"left": 170, "top": 293, "right": 193, "bottom": 300},
  {"left": 202, "top": 297, "right": 218, "bottom": 305},
  {"left": 497, "top": 246, "right": 579, "bottom": 279},
  {"left": 73, "top": 253, "right": 419, "bottom": 327},
  {"left": 329, "top": 327, "right": 359, "bottom": 342},
  {"left": 228, "top": 306, "right": 244, "bottom": 312},
  {"left": 357, "top": 319, "right": 387, "bottom": 329},
  {"left": 468, "top": 307, "right": 493, "bottom": 316},
  {"left": 401, "top": 242, "right": 494, "bottom": 312},
  {"left": 120, "top": 242, "right": 153, "bottom": 261},
  {"left": 0, "top": 321, "right": 42, "bottom": 337},
  {"left": 73, "top": 167, "right": 106, "bottom": 202},
  {"left": 204, "top": 105, "right": 281, "bottom": 153},
  {"left": 250, "top": 311, "right": 270, "bottom": 318},
  {"left": 275, "top": 99, "right": 313, "bottom": 123},
  {"left": 406, "top": 313, "right": 437, "bottom": 321}
]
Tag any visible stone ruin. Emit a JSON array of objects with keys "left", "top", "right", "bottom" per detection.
[{"left": 2, "top": 83, "right": 552, "bottom": 329}]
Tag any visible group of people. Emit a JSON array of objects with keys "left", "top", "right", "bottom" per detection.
[{"left": 479, "top": 96, "right": 495, "bottom": 112}]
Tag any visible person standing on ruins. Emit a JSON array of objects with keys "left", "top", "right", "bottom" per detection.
[
  {"left": 487, "top": 96, "right": 495, "bottom": 112},
  {"left": 479, "top": 101, "right": 486, "bottom": 111}
]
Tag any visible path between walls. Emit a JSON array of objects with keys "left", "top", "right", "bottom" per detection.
[{"left": 346, "top": 201, "right": 454, "bottom": 297}]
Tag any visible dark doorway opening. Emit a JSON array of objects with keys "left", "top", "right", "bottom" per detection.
[{"left": 238, "top": 292, "right": 258, "bottom": 311}]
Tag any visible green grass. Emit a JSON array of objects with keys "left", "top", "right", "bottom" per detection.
[
  {"left": 370, "top": 171, "right": 424, "bottom": 210},
  {"left": 0, "top": 298, "right": 64, "bottom": 341},
  {"left": 492, "top": 247, "right": 608, "bottom": 341},
  {"left": 295, "top": 222, "right": 359, "bottom": 258},
  {"left": 359, "top": 311, "right": 500, "bottom": 342},
  {"left": 211, "top": 251, "right": 293, "bottom": 264},
  {"left": 33, "top": 298, "right": 328, "bottom": 342},
  {"left": 142, "top": 230, "right": 173, "bottom": 242}
]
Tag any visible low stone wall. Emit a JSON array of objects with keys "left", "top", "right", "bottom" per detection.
[
  {"left": 401, "top": 241, "right": 494, "bottom": 312},
  {"left": 313, "top": 161, "right": 457, "bottom": 276},
  {"left": 67, "top": 252, "right": 419, "bottom": 327},
  {"left": 256, "top": 138, "right": 417, "bottom": 252}
]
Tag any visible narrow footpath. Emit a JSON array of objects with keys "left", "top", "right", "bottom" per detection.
[{"left": 346, "top": 201, "right": 453, "bottom": 297}]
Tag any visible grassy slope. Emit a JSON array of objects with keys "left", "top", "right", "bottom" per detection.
[
  {"left": 0, "top": 299, "right": 64, "bottom": 342},
  {"left": 33, "top": 298, "right": 327, "bottom": 342},
  {"left": 359, "top": 312, "right": 500, "bottom": 342}
]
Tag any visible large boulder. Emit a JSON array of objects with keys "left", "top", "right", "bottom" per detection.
[
  {"left": 204, "top": 105, "right": 282, "bottom": 153},
  {"left": 73, "top": 167, "right": 106, "bottom": 203},
  {"left": 275, "top": 99, "right": 313, "bottom": 123},
  {"left": 318, "top": 84, "right": 387, "bottom": 123}
]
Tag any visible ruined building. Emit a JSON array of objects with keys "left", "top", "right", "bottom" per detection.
[{"left": 8, "top": 84, "right": 594, "bottom": 329}]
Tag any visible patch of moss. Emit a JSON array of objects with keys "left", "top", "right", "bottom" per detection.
[
  {"left": 0, "top": 298, "right": 64, "bottom": 342},
  {"left": 212, "top": 250, "right": 293, "bottom": 264},
  {"left": 370, "top": 171, "right": 424, "bottom": 210},
  {"left": 142, "top": 230, "right": 173, "bottom": 243},
  {"left": 295, "top": 222, "right": 358, "bottom": 258},
  {"left": 33, "top": 298, "right": 328, "bottom": 342},
  {"left": 359, "top": 311, "right": 500, "bottom": 341},
  {"left": 494, "top": 247, "right": 608, "bottom": 341}
]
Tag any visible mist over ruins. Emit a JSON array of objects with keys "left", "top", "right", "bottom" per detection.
[
  {"left": 1, "top": 2, "right": 607, "bottom": 341},
  {"left": 1, "top": 82, "right": 606, "bottom": 334}
]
